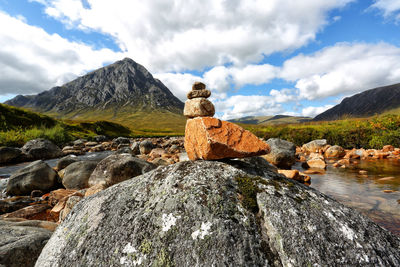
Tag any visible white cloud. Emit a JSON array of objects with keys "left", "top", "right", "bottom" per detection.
[
  {"left": 215, "top": 95, "right": 284, "bottom": 120},
  {"left": 280, "top": 42, "right": 400, "bottom": 100},
  {"left": 301, "top": 105, "right": 334, "bottom": 117},
  {"left": 0, "top": 12, "right": 124, "bottom": 96},
  {"left": 32, "top": 0, "right": 353, "bottom": 72},
  {"left": 154, "top": 72, "right": 202, "bottom": 101},
  {"left": 371, "top": 0, "right": 400, "bottom": 20}
]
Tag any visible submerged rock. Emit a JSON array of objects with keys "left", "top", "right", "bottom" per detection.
[{"left": 36, "top": 160, "right": 400, "bottom": 266}]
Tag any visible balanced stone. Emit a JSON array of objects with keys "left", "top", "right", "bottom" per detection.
[
  {"left": 192, "top": 81, "right": 206, "bottom": 90},
  {"left": 187, "top": 89, "right": 211, "bottom": 99},
  {"left": 183, "top": 98, "right": 215, "bottom": 118},
  {"left": 184, "top": 117, "right": 270, "bottom": 160}
]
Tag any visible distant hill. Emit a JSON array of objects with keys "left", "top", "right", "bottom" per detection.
[
  {"left": 314, "top": 83, "right": 400, "bottom": 121},
  {"left": 5, "top": 58, "right": 186, "bottom": 134},
  {"left": 229, "top": 115, "right": 311, "bottom": 125}
]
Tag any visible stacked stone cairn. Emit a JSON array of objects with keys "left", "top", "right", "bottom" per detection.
[{"left": 184, "top": 82, "right": 270, "bottom": 160}]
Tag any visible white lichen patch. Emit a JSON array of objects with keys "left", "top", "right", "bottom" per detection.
[
  {"left": 340, "top": 224, "right": 355, "bottom": 241},
  {"left": 162, "top": 213, "right": 180, "bottom": 232},
  {"left": 120, "top": 242, "right": 146, "bottom": 266},
  {"left": 191, "top": 222, "right": 212, "bottom": 240}
]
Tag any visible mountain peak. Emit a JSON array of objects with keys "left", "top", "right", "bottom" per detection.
[{"left": 6, "top": 58, "right": 184, "bottom": 118}]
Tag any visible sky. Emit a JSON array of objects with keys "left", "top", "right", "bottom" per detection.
[{"left": 0, "top": 0, "right": 400, "bottom": 119}]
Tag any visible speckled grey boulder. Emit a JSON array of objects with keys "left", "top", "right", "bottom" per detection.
[
  {"left": 21, "top": 139, "right": 62, "bottom": 160},
  {"left": 0, "top": 219, "right": 53, "bottom": 267},
  {"left": 6, "top": 160, "right": 59, "bottom": 196},
  {"left": 36, "top": 159, "right": 400, "bottom": 267},
  {"left": 62, "top": 161, "right": 98, "bottom": 190},
  {"left": 263, "top": 138, "right": 296, "bottom": 169}
]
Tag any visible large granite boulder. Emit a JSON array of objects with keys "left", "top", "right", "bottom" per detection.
[
  {"left": 0, "top": 219, "right": 53, "bottom": 267},
  {"left": 62, "top": 161, "right": 98, "bottom": 190},
  {"left": 36, "top": 159, "right": 400, "bottom": 266},
  {"left": 22, "top": 139, "right": 62, "bottom": 160},
  {"left": 263, "top": 138, "right": 296, "bottom": 169},
  {"left": 0, "top": 147, "right": 22, "bottom": 164},
  {"left": 88, "top": 154, "right": 156, "bottom": 187},
  {"left": 6, "top": 160, "right": 59, "bottom": 196}
]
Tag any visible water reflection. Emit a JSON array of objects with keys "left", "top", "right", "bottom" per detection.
[{"left": 293, "top": 159, "right": 400, "bottom": 236}]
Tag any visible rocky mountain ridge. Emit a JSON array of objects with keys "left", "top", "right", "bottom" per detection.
[
  {"left": 6, "top": 58, "right": 184, "bottom": 118},
  {"left": 314, "top": 82, "right": 400, "bottom": 121}
]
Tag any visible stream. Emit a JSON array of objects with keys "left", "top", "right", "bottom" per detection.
[{"left": 1, "top": 154, "right": 400, "bottom": 235}]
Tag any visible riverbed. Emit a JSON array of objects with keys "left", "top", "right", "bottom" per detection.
[{"left": 1, "top": 155, "right": 400, "bottom": 235}]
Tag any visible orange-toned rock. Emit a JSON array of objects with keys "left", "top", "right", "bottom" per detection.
[
  {"left": 382, "top": 145, "right": 394, "bottom": 152},
  {"left": 184, "top": 117, "right": 269, "bottom": 160},
  {"left": 278, "top": 169, "right": 300, "bottom": 180}
]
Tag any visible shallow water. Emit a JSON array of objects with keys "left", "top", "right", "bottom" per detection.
[{"left": 293, "top": 159, "right": 400, "bottom": 236}]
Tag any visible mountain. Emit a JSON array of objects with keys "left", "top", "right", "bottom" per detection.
[
  {"left": 6, "top": 58, "right": 186, "bottom": 134},
  {"left": 229, "top": 115, "right": 311, "bottom": 125},
  {"left": 314, "top": 83, "right": 400, "bottom": 121}
]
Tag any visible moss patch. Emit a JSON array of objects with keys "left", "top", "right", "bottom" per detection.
[{"left": 236, "top": 176, "right": 260, "bottom": 213}]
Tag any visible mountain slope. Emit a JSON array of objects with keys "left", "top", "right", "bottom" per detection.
[
  {"left": 314, "top": 83, "right": 400, "bottom": 121},
  {"left": 229, "top": 115, "right": 311, "bottom": 125},
  {"left": 6, "top": 58, "right": 186, "bottom": 133}
]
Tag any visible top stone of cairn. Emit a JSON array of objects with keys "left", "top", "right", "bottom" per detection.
[{"left": 192, "top": 82, "right": 206, "bottom": 90}]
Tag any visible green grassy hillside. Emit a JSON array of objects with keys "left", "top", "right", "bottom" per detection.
[
  {"left": 229, "top": 115, "right": 311, "bottom": 125},
  {"left": 0, "top": 104, "right": 134, "bottom": 147},
  {"left": 244, "top": 114, "right": 400, "bottom": 149}
]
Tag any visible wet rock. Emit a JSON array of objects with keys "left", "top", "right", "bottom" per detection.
[
  {"left": 130, "top": 142, "right": 140, "bottom": 155},
  {"left": 151, "top": 158, "right": 169, "bottom": 166},
  {"left": 382, "top": 145, "right": 394, "bottom": 152},
  {"left": 304, "top": 154, "right": 326, "bottom": 169},
  {"left": 62, "top": 161, "right": 98, "bottom": 190},
  {"left": 36, "top": 160, "right": 400, "bottom": 267},
  {"left": 93, "top": 135, "right": 107, "bottom": 142},
  {"left": 278, "top": 169, "right": 299, "bottom": 180},
  {"left": 114, "top": 147, "right": 134, "bottom": 155},
  {"left": 139, "top": 140, "right": 154, "bottom": 155},
  {"left": 263, "top": 138, "right": 296, "bottom": 169},
  {"left": 149, "top": 148, "right": 167, "bottom": 158},
  {"left": 0, "top": 219, "right": 53, "bottom": 267},
  {"left": 185, "top": 117, "right": 269, "bottom": 160},
  {"left": 30, "top": 190, "right": 43, "bottom": 198},
  {"left": 7, "top": 160, "right": 59, "bottom": 196},
  {"left": 325, "top": 145, "right": 346, "bottom": 158},
  {"left": 302, "top": 139, "right": 327, "bottom": 153},
  {"left": 85, "top": 141, "right": 98, "bottom": 147},
  {"left": 88, "top": 154, "right": 156, "bottom": 187},
  {"left": 0, "top": 196, "right": 37, "bottom": 214},
  {"left": 1, "top": 203, "right": 50, "bottom": 220},
  {"left": 112, "top": 137, "right": 131, "bottom": 145},
  {"left": 0, "top": 147, "right": 22, "bottom": 164},
  {"left": 183, "top": 98, "right": 215, "bottom": 118},
  {"left": 21, "top": 139, "right": 62, "bottom": 160},
  {"left": 56, "top": 155, "right": 80, "bottom": 171}
]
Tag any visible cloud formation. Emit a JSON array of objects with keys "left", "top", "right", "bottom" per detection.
[
  {"left": 33, "top": 0, "right": 353, "bottom": 72},
  {"left": 371, "top": 0, "right": 400, "bottom": 20},
  {"left": 0, "top": 12, "right": 123, "bottom": 95}
]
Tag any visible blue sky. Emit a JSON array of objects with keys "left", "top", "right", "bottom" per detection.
[{"left": 0, "top": 0, "right": 400, "bottom": 119}]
